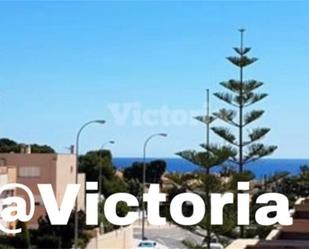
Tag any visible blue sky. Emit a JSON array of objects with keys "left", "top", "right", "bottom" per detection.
[{"left": 0, "top": 1, "right": 308, "bottom": 158}]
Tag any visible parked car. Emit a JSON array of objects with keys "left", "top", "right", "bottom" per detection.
[
  {"left": 136, "top": 240, "right": 159, "bottom": 248},
  {"left": 202, "top": 239, "right": 224, "bottom": 249},
  {"left": 209, "top": 243, "right": 224, "bottom": 249}
]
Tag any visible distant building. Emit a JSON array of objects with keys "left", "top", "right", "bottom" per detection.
[{"left": 0, "top": 147, "right": 85, "bottom": 228}]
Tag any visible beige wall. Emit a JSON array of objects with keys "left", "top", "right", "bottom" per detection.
[
  {"left": 86, "top": 226, "right": 134, "bottom": 249},
  {"left": 77, "top": 173, "right": 85, "bottom": 211},
  {"left": 55, "top": 154, "right": 76, "bottom": 204},
  {"left": 0, "top": 154, "right": 57, "bottom": 226},
  {"left": 0, "top": 153, "right": 85, "bottom": 227}
]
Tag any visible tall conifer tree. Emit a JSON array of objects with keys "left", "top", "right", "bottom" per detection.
[
  {"left": 177, "top": 90, "right": 235, "bottom": 248},
  {"left": 212, "top": 29, "right": 277, "bottom": 173}
]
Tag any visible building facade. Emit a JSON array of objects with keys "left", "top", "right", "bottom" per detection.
[{"left": 0, "top": 152, "right": 85, "bottom": 228}]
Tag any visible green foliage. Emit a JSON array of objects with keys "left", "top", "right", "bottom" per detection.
[
  {"left": 211, "top": 206, "right": 238, "bottom": 237},
  {"left": 127, "top": 178, "right": 143, "bottom": 197},
  {"left": 123, "top": 160, "right": 166, "bottom": 183},
  {"left": 227, "top": 56, "right": 258, "bottom": 67},
  {"left": 102, "top": 176, "right": 128, "bottom": 197},
  {"left": 176, "top": 89, "right": 235, "bottom": 247},
  {"left": 37, "top": 210, "right": 91, "bottom": 249},
  {"left": 176, "top": 145, "right": 235, "bottom": 171},
  {"left": 211, "top": 127, "right": 236, "bottom": 145},
  {"left": 36, "top": 235, "right": 61, "bottom": 249},
  {"left": 98, "top": 199, "right": 129, "bottom": 233},
  {"left": 79, "top": 150, "right": 114, "bottom": 180},
  {"left": 213, "top": 108, "right": 237, "bottom": 125},
  {"left": 274, "top": 165, "right": 309, "bottom": 201},
  {"left": 0, "top": 221, "right": 31, "bottom": 249},
  {"left": 165, "top": 172, "right": 199, "bottom": 189},
  {"left": 201, "top": 174, "right": 223, "bottom": 193},
  {"left": 213, "top": 31, "right": 277, "bottom": 172},
  {"left": 220, "top": 79, "right": 263, "bottom": 93},
  {"left": 78, "top": 150, "right": 127, "bottom": 197},
  {"left": 0, "top": 233, "right": 28, "bottom": 249},
  {"left": 195, "top": 115, "right": 215, "bottom": 125},
  {"left": 0, "top": 138, "right": 55, "bottom": 153},
  {"left": 0, "top": 138, "right": 19, "bottom": 152},
  {"left": 244, "top": 144, "right": 277, "bottom": 164},
  {"left": 227, "top": 171, "right": 255, "bottom": 190},
  {"left": 0, "top": 235, "right": 27, "bottom": 249},
  {"left": 300, "top": 165, "right": 309, "bottom": 180},
  {"left": 30, "top": 144, "right": 55, "bottom": 153},
  {"left": 265, "top": 171, "right": 290, "bottom": 186},
  {"left": 98, "top": 201, "right": 114, "bottom": 233}
]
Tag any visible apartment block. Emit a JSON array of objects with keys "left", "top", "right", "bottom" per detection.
[{"left": 0, "top": 151, "right": 85, "bottom": 228}]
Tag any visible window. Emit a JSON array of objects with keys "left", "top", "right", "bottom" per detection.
[
  {"left": 0, "top": 167, "right": 7, "bottom": 174},
  {"left": 0, "top": 159, "right": 6, "bottom": 166},
  {"left": 19, "top": 167, "right": 40, "bottom": 178}
]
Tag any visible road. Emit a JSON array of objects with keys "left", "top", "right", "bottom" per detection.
[{"left": 133, "top": 224, "right": 203, "bottom": 249}]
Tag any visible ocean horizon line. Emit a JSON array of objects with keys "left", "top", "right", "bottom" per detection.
[
  {"left": 113, "top": 157, "right": 309, "bottom": 161},
  {"left": 112, "top": 158, "right": 309, "bottom": 179}
]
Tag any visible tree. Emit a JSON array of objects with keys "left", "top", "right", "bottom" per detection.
[
  {"left": 127, "top": 178, "right": 143, "bottom": 197},
  {"left": 212, "top": 29, "right": 277, "bottom": 173},
  {"left": 78, "top": 150, "right": 114, "bottom": 181},
  {"left": 37, "top": 210, "right": 90, "bottom": 249},
  {"left": 79, "top": 149, "right": 129, "bottom": 235},
  {"left": 177, "top": 90, "right": 235, "bottom": 248},
  {"left": 78, "top": 149, "right": 127, "bottom": 197},
  {"left": 0, "top": 138, "right": 54, "bottom": 153},
  {"left": 211, "top": 29, "right": 278, "bottom": 238},
  {"left": 299, "top": 165, "right": 309, "bottom": 181},
  {"left": 123, "top": 160, "right": 166, "bottom": 183},
  {"left": 98, "top": 199, "right": 129, "bottom": 234}
]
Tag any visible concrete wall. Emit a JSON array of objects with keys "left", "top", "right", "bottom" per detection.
[
  {"left": 86, "top": 226, "right": 134, "bottom": 249},
  {"left": 55, "top": 154, "right": 76, "bottom": 204}
]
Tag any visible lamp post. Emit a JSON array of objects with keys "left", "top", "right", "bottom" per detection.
[
  {"left": 99, "top": 140, "right": 115, "bottom": 200},
  {"left": 74, "top": 120, "right": 106, "bottom": 249},
  {"left": 141, "top": 133, "right": 167, "bottom": 240},
  {"left": 98, "top": 140, "right": 115, "bottom": 234}
]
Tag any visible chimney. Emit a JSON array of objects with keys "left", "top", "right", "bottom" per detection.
[
  {"left": 70, "top": 145, "right": 75, "bottom": 154},
  {"left": 20, "top": 144, "right": 25, "bottom": 154},
  {"left": 26, "top": 145, "right": 31, "bottom": 154}
]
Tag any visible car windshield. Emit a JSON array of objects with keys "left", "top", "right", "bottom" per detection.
[{"left": 138, "top": 242, "right": 154, "bottom": 247}]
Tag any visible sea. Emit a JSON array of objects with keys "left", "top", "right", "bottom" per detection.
[{"left": 112, "top": 158, "right": 309, "bottom": 179}]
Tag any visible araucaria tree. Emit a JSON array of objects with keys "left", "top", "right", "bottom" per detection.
[
  {"left": 212, "top": 29, "right": 277, "bottom": 173},
  {"left": 177, "top": 90, "right": 235, "bottom": 249}
]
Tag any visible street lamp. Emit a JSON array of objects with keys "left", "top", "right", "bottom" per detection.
[
  {"left": 141, "top": 133, "right": 167, "bottom": 240},
  {"left": 99, "top": 140, "right": 115, "bottom": 199},
  {"left": 74, "top": 120, "right": 106, "bottom": 249},
  {"left": 98, "top": 140, "right": 115, "bottom": 234}
]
